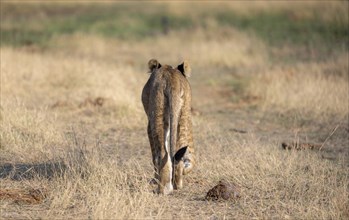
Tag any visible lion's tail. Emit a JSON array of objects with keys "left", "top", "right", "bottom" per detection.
[{"left": 165, "top": 76, "right": 178, "bottom": 185}]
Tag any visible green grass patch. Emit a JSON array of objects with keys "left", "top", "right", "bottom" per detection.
[
  {"left": 0, "top": 3, "right": 193, "bottom": 47},
  {"left": 216, "top": 10, "right": 348, "bottom": 47},
  {"left": 1, "top": 2, "right": 347, "bottom": 51}
]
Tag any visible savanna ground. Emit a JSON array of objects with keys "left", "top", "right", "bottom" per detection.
[{"left": 0, "top": 1, "right": 348, "bottom": 219}]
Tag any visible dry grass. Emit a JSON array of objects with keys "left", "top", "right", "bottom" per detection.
[
  {"left": 1, "top": 2, "right": 348, "bottom": 219},
  {"left": 49, "top": 27, "right": 268, "bottom": 69},
  {"left": 248, "top": 53, "right": 349, "bottom": 121}
]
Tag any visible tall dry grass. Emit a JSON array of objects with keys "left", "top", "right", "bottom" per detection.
[
  {"left": 1, "top": 35, "right": 348, "bottom": 219},
  {"left": 195, "top": 120, "right": 349, "bottom": 219},
  {"left": 2, "top": 118, "right": 347, "bottom": 219},
  {"left": 1, "top": 2, "right": 348, "bottom": 218},
  {"left": 49, "top": 27, "right": 268, "bottom": 69},
  {"left": 0, "top": 48, "right": 142, "bottom": 109},
  {"left": 248, "top": 53, "right": 349, "bottom": 121}
]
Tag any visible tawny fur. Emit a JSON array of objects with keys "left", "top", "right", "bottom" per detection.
[{"left": 142, "top": 59, "right": 195, "bottom": 195}]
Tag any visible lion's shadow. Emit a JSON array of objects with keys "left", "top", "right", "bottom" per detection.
[{"left": 0, "top": 161, "right": 67, "bottom": 180}]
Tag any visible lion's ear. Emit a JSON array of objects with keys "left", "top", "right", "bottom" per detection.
[
  {"left": 148, "top": 59, "right": 161, "bottom": 73},
  {"left": 174, "top": 146, "right": 188, "bottom": 162},
  {"left": 177, "top": 60, "right": 191, "bottom": 77}
]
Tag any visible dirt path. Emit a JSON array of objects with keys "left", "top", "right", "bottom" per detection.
[
  {"left": 191, "top": 66, "right": 349, "bottom": 164},
  {"left": 68, "top": 64, "right": 348, "bottom": 172}
]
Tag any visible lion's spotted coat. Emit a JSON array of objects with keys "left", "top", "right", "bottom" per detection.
[{"left": 142, "top": 59, "right": 195, "bottom": 194}]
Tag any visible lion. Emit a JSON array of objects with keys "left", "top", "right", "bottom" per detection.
[{"left": 142, "top": 59, "right": 195, "bottom": 195}]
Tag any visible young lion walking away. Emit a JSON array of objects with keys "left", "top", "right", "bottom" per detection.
[{"left": 142, "top": 59, "right": 195, "bottom": 195}]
